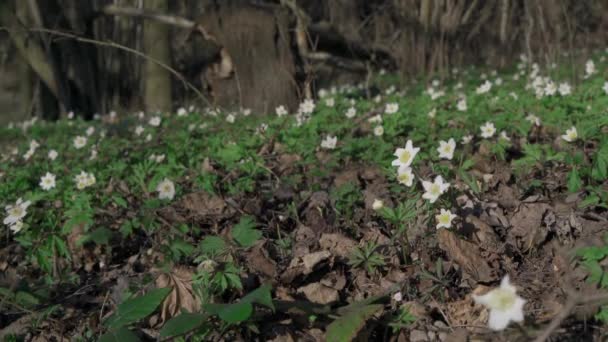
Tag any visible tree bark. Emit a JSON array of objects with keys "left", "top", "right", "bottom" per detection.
[
  {"left": 0, "top": 2, "right": 58, "bottom": 98},
  {"left": 142, "top": 0, "right": 172, "bottom": 112}
]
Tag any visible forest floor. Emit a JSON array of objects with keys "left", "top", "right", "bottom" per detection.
[{"left": 1, "top": 53, "right": 608, "bottom": 342}]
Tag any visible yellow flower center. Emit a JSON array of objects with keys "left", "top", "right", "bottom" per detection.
[
  {"left": 488, "top": 289, "right": 516, "bottom": 310},
  {"left": 398, "top": 173, "right": 411, "bottom": 183},
  {"left": 399, "top": 151, "right": 411, "bottom": 164},
  {"left": 9, "top": 207, "right": 23, "bottom": 217},
  {"left": 443, "top": 146, "right": 452, "bottom": 153},
  {"left": 439, "top": 213, "right": 450, "bottom": 224},
  {"left": 430, "top": 184, "right": 441, "bottom": 195}
]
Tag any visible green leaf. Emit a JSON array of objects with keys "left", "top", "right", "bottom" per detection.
[
  {"left": 98, "top": 327, "right": 140, "bottom": 342},
  {"left": 15, "top": 291, "right": 39, "bottom": 307},
  {"left": 592, "top": 144, "right": 608, "bottom": 181},
  {"left": 112, "top": 195, "right": 128, "bottom": 208},
  {"left": 79, "top": 227, "right": 113, "bottom": 246},
  {"left": 199, "top": 236, "right": 226, "bottom": 256},
  {"left": 326, "top": 304, "right": 383, "bottom": 342},
  {"left": 241, "top": 284, "right": 274, "bottom": 310},
  {"left": 159, "top": 313, "right": 206, "bottom": 338},
  {"left": 579, "top": 194, "right": 600, "bottom": 209},
  {"left": 104, "top": 287, "right": 171, "bottom": 329},
  {"left": 205, "top": 302, "right": 253, "bottom": 324},
  {"left": 567, "top": 168, "right": 582, "bottom": 193},
  {"left": 231, "top": 216, "right": 262, "bottom": 248}
]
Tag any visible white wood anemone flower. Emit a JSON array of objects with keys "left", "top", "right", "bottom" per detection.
[
  {"left": 320, "top": 136, "right": 338, "bottom": 150},
  {"left": 562, "top": 126, "right": 578, "bottom": 142},
  {"left": 435, "top": 208, "right": 456, "bottom": 229},
  {"left": 391, "top": 140, "right": 420, "bottom": 168},
  {"left": 437, "top": 138, "right": 456, "bottom": 160},
  {"left": 397, "top": 165, "right": 415, "bottom": 187},
  {"left": 457, "top": 98, "right": 467, "bottom": 111},
  {"left": 480, "top": 122, "right": 496, "bottom": 139},
  {"left": 473, "top": 275, "right": 526, "bottom": 331},
  {"left": 384, "top": 103, "right": 399, "bottom": 114},
  {"left": 73, "top": 136, "right": 87, "bottom": 149},
  {"left": 422, "top": 175, "right": 450, "bottom": 203},
  {"left": 157, "top": 178, "right": 176, "bottom": 200},
  {"left": 3, "top": 198, "right": 31, "bottom": 226},
  {"left": 39, "top": 172, "right": 56, "bottom": 191},
  {"left": 275, "top": 105, "right": 288, "bottom": 117},
  {"left": 372, "top": 199, "right": 384, "bottom": 211}
]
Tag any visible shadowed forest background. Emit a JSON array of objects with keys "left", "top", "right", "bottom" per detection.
[
  {"left": 3, "top": 1, "right": 608, "bottom": 341},
  {"left": 0, "top": 0, "right": 606, "bottom": 123}
]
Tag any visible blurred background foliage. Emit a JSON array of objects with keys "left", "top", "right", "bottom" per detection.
[{"left": 0, "top": 0, "right": 606, "bottom": 123}]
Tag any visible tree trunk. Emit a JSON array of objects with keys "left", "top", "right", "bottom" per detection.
[
  {"left": 0, "top": 2, "right": 58, "bottom": 98},
  {"left": 142, "top": 0, "right": 172, "bottom": 112}
]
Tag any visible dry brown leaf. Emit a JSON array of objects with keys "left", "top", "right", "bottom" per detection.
[
  {"left": 280, "top": 250, "right": 331, "bottom": 283},
  {"left": 154, "top": 266, "right": 201, "bottom": 325},
  {"left": 333, "top": 168, "right": 360, "bottom": 188},
  {"left": 246, "top": 242, "right": 277, "bottom": 278},
  {"left": 319, "top": 233, "right": 356, "bottom": 259},
  {"left": 508, "top": 203, "right": 551, "bottom": 252},
  {"left": 179, "top": 192, "right": 227, "bottom": 217},
  {"left": 443, "top": 290, "right": 488, "bottom": 334},
  {"left": 437, "top": 229, "right": 497, "bottom": 283},
  {"left": 466, "top": 216, "right": 501, "bottom": 250},
  {"left": 297, "top": 282, "right": 339, "bottom": 304}
]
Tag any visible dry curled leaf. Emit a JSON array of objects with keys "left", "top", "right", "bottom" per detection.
[
  {"left": 179, "top": 192, "right": 228, "bottom": 217},
  {"left": 297, "top": 282, "right": 339, "bottom": 304},
  {"left": 280, "top": 251, "right": 331, "bottom": 283},
  {"left": 246, "top": 242, "right": 277, "bottom": 278},
  {"left": 508, "top": 203, "right": 551, "bottom": 252},
  {"left": 154, "top": 267, "right": 201, "bottom": 325},
  {"left": 319, "top": 233, "right": 356, "bottom": 259},
  {"left": 437, "top": 229, "right": 497, "bottom": 283}
]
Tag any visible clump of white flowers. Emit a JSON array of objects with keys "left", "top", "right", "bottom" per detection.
[
  {"left": 473, "top": 275, "right": 526, "bottom": 331},
  {"left": 476, "top": 80, "right": 492, "bottom": 94},
  {"left": 39, "top": 172, "right": 56, "bottom": 191},
  {"left": 157, "top": 178, "right": 175, "bottom": 200},
  {"left": 148, "top": 116, "right": 161, "bottom": 127},
  {"left": 320, "top": 135, "right": 338, "bottom": 150},
  {"left": 585, "top": 59, "right": 596, "bottom": 78},
  {"left": 3, "top": 198, "right": 31, "bottom": 233},
  {"left": 226, "top": 113, "right": 236, "bottom": 123},
  {"left": 525, "top": 114, "right": 541, "bottom": 126},
  {"left": 422, "top": 175, "right": 450, "bottom": 203},
  {"left": 561, "top": 126, "right": 577, "bottom": 142},
  {"left": 276, "top": 105, "right": 288, "bottom": 117},
  {"left": 75, "top": 171, "right": 96, "bottom": 190},
  {"left": 23, "top": 140, "right": 40, "bottom": 160},
  {"left": 558, "top": 82, "right": 571, "bottom": 96},
  {"left": 299, "top": 99, "right": 315, "bottom": 114}
]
